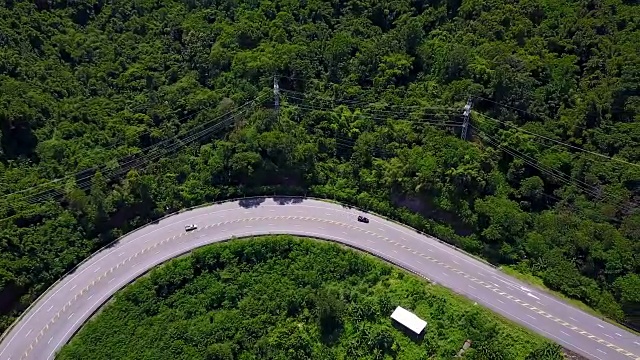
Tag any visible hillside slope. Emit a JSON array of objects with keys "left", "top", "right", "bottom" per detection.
[{"left": 0, "top": 0, "right": 638, "bottom": 332}]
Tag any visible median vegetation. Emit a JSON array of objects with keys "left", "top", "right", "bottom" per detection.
[
  {"left": 1, "top": 0, "right": 639, "bottom": 334},
  {"left": 56, "top": 236, "right": 563, "bottom": 360}
]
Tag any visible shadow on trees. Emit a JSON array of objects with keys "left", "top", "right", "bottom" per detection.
[
  {"left": 238, "top": 197, "right": 265, "bottom": 208},
  {"left": 315, "top": 288, "right": 345, "bottom": 346},
  {"left": 320, "top": 324, "right": 344, "bottom": 346},
  {"left": 1, "top": 124, "right": 38, "bottom": 161}
]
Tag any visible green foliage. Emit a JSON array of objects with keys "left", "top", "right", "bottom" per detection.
[
  {"left": 314, "top": 287, "right": 344, "bottom": 339},
  {"left": 56, "top": 236, "right": 563, "bottom": 360},
  {"left": 0, "top": 0, "right": 639, "bottom": 334}
]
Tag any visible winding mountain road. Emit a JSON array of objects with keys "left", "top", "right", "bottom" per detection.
[{"left": 0, "top": 197, "right": 638, "bottom": 360}]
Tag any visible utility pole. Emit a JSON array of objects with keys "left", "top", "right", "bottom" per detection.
[{"left": 461, "top": 98, "right": 473, "bottom": 140}]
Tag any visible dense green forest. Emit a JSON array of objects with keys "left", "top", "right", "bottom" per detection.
[
  {"left": 57, "top": 236, "right": 564, "bottom": 360},
  {"left": 0, "top": 0, "right": 639, "bottom": 335}
]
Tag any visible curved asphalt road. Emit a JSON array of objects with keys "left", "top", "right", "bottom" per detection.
[{"left": 0, "top": 197, "right": 639, "bottom": 360}]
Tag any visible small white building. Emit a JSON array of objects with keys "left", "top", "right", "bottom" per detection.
[{"left": 390, "top": 306, "right": 427, "bottom": 339}]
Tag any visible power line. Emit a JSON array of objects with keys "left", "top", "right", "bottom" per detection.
[
  {"left": 1, "top": 103, "right": 211, "bottom": 201},
  {"left": 2, "top": 96, "right": 266, "bottom": 207},
  {"left": 15, "top": 111, "right": 241, "bottom": 206},
  {"left": 42, "top": 102, "right": 258, "bottom": 204},
  {"left": 475, "top": 132, "right": 628, "bottom": 222},
  {"left": 475, "top": 112, "right": 640, "bottom": 169},
  {"left": 285, "top": 94, "right": 457, "bottom": 118},
  {"left": 278, "top": 75, "right": 458, "bottom": 112},
  {"left": 472, "top": 126, "right": 635, "bottom": 216},
  {"left": 39, "top": 111, "right": 243, "bottom": 204},
  {"left": 3, "top": 93, "right": 267, "bottom": 202},
  {"left": 472, "top": 95, "right": 593, "bottom": 132},
  {"left": 280, "top": 88, "right": 457, "bottom": 112},
  {"left": 289, "top": 99, "right": 462, "bottom": 126},
  {"left": 473, "top": 95, "right": 543, "bottom": 119},
  {"left": 290, "top": 103, "right": 463, "bottom": 128},
  {"left": 0, "top": 105, "right": 257, "bottom": 223},
  {"left": 473, "top": 126, "right": 600, "bottom": 198}
]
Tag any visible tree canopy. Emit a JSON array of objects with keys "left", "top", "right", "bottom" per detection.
[{"left": 0, "top": 0, "right": 638, "bottom": 335}]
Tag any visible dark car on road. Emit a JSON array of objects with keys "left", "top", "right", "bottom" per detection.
[{"left": 357, "top": 215, "right": 369, "bottom": 223}]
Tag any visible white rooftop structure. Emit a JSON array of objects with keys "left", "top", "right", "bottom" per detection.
[{"left": 390, "top": 306, "right": 427, "bottom": 334}]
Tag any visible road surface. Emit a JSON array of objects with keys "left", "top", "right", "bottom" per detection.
[{"left": 0, "top": 197, "right": 639, "bottom": 360}]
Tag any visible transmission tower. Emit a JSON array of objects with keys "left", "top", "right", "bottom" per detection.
[{"left": 461, "top": 98, "right": 473, "bottom": 140}]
